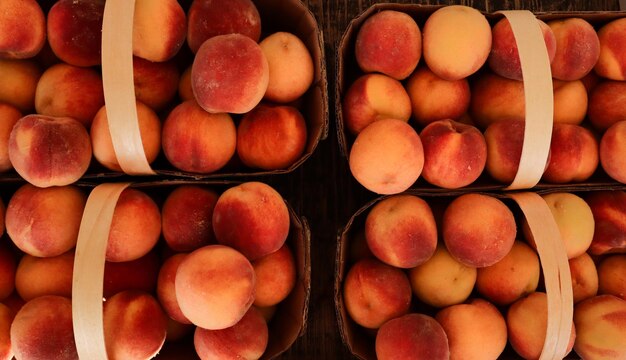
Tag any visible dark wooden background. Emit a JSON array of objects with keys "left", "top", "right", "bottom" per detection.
[{"left": 267, "top": 0, "right": 621, "bottom": 359}]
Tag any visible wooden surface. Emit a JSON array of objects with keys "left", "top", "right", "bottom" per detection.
[{"left": 267, "top": 0, "right": 621, "bottom": 359}]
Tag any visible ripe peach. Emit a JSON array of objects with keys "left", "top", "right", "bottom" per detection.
[
  {"left": 594, "top": 18, "right": 626, "bottom": 80},
  {"left": 422, "top": 5, "right": 491, "bottom": 81},
  {"left": 469, "top": 72, "right": 525, "bottom": 129},
  {"left": 406, "top": 66, "right": 470, "bottom": 127},
  {"left": 212, "top": 182, "right": 290, "bottom": 261},
  {"left": 133, "top": 57, "right": 180, "bottom": 111},
  {"left": 443, "top": 194, "right": 517, "bottom": 268},
  {"left": 0, "top": 59, "right": 41, "bottom": 112},
  {"left": 355, "top": 10, "right": 421, "bottom": 80},
  {"left": 483, "top": 120, "right": 525, "bottom": 184},
  {"left": 0, "top": 303, "right": 12, "bottom": 360},
  {"left": 588, "top": 81, "right": 626, "bottom": 131},
  {"left": 34, "top": 63, "right": 104, "bottom": 128},
  {"left": 585, "top": 191, "right": 626, "bottom": 255},
  {"left": 574, "top": 295, "right": 626, "bottom": 359},
  {"left": 192, "top": 34, "right": 268, "bottom": 114},
  {"left": 542, "top": 123, "right": 599, "bottom": 184},
  {"left": 409, "top": 245, "right": 477, "bottom": 308},
  {"left": 435, "top": 299, "right": 507, "bottom": 360},
  {"left": 569, "top": 253, "right": 599, "bottom": 304},
  {"left": 349, "top": 118, "right": 424, "bottom": 195},
  {"left": 187, "top": 0, "right": 261, "bottom": 54},
  {"left": 343, "top": 73, "right": 412, "bottom": 135},
  {"left": 6, "top": 184, "right": 86, "bottom": 257},
  {"left": 9, "top": 115, "right": 92, "bottom": 187},
  {"left": 15, "top": 252, "right": 73, "bottom": 301},
  {"left": 553, "top": 79, "right": 587, "bottom": 125},
  {"left": 0, "top": 103, "right": 21, "bottom": 172},
  {"left": 157, "top": 253, "right": 190, "bottom": 324},
  {"left": 0, "top": 0, "right": 45, "bottom": 59},
  {"left": 597, "top": 255, "right": 626, "bottom": 300},
  {"left": 178, "top": 66, "right": 193, "bottom": 102},
  {"left": 133, "top": 0, "right": 186, "bottom": 62},
  {"left": 175, "top": 245, "right": 255, "bottom": 330},
  {"left": 548, "top": 18, "right": 600, "bottom": 81},
  {"left": 365, "top": 194, "right": 437, "bottom": 268},
  {"left": 375, "top": 313, "right": 449, "bottom": 360},
  {"left": 162, "top": 100, "right": 236, "bottom": 174},
  {"left": 343, "top": 258, "right": 411, "bottom": 329},
  {"left": 420, "top": 119, "right": 487, "bottom": 189},
  {"left": 260, "top": 31, "right": 314, "bottom": 103},
  {"left": 237, "top": 104, "right": 307, "bottom": 170},
  {"left": 581, "top": 71, "right": 601, "bottom": 93},
  {"left": 0, "top": 244, "right": 16, "bottom": 301},
  {"left": 252, "top": 244, "right": 296, "bottom": 307}
]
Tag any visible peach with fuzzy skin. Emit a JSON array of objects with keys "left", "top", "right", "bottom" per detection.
[
  {"left": 422, "top": 5, "right": 491, "bottom": 81},
  {"left": 484, "top": 120, "right": 525, "bottom": 183},
  {"left": 375, "top": 313, "right": 449, "bottom": 360},
  {"left": 9, "top": 115, "right": 92, "bottom": 187},
  {"left": 569, "top": 253, "right": 599, "bottom": 304},
  {"left": 103, "top": 251, "right": 160, "bottom": 299},
  {"left": 133, "top": 0, "right": 186, "bottom": 62},
  {"left": 0, "top": 303, "right": 12, "bottom": 360},
  {"left": 409, "top": 245, "right": 477, "bottom": 308},
  {"left": 574, "top": 295, "right": 626, "bottom": 359},
  {"left": 365, "top": 194, "right": 437, "bottom": 268},
  {"left": 162, "top": 100, "right": 236, "bottom": 174},
  {"left": 0, "top": 59, "right": 41, "bottom": 112},
  {"left": 406, "top": 67, "right": 470, "bottom": 127},
  {"left": 162, "top": 186, "right": 219, "bottom": 252},
  {"left": 213, "top": 182, "right": 290, "bottom": 261},
  {"left": 476, "top": 241, "right": 540, "bottom": 306},
  {"left": 0, "top": 244, "right": 16, "bottom": 301},
  {"left": 10, "top": 295, "right": 78, "bottom": 360},
  {"left": 548, "top": 18, "right": 600, "bottom": 81},
  {"left": 47, "top": 0, "right": 104, "bottom": 67},
  {"left": 443, "top": 194, "right": 517, "bottom": 268},
  {"left": 553, "top": 80, "right": 587, "bottom": 125},
  {"left": 175, "top": 245, "right": 255, "bottom": 330},
  {"left": 6, "top": 184, "right": 86, "bottom": 258},
  {"left": 595, "top": 18, "right": 626, "bottom": 80},
  {"left": 178, "top": 66, "right": 193, "bottom": 102},
  {"left": 15, "top": 252, "right": 73, "bottom": 301},
  {"left": 35, "top": 63, "right": 104, "bottom": 127},
  {"left": 435, "top": 299, "right": 507, "bottom": 360},
  {"left": 0, "top": 0, "right": 45, "bottom": 59},
  {"left": 469, "top": 73, "right": 525, "bottom": 129},
  {"left": 237, "top": 104, "right": 307, "bottom": 170},
  {"left": 187, "top": 0, "right": 261, "bottom": 54},
  {"left": 349, "top": 118, "right": 424, "bottom": 195},
  {"left": 597, "top": 255, "right": 626, "bottom": 300},
  {"left": 192, "top": 34, "right": 268, "bottom": 114},
  {"left": 343, "top": 258, "right": 411, "bottom": 329},
  {"left": 355, "top": 10, "right": 421, "bottom": 80},
  {"left": 157, "top": 253, "right": 190, "bottom": 324},
  {"left": 488, "top": 18, "right": 556, "bottom": 81},
  {"left": 133, "top": 57, "right": 180, "bottom": 111},
  {"left": 103, "top": 291, "right": 167, "bottom": 360},
  {"left": 194, "top": 307, "right": 268, "bottom": 360},
  {"left": 343, "top": 73, "right": 412, "bottom": 135},
  {"left": 542, "top": 123, "right": 599, "bottom": 184},
  {"left": 0, "top": 103, "right": 21, "bottom": 172},
  {"left": 585, "top": 191, "right": 626, "bottom": 255},
  {"left": 420, "top": 119, "right": 487, "bottom": 189},
  {"left": 252, "top": 245, "right": 296, "bottom": 307},
  {"left": 589, "top": 81, "right": 626, "bottom": 132}
]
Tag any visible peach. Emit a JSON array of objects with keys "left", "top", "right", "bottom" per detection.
[
  {"left": 161, "top": 100, "right": 236, "bottom": 174},
  {"left": 34, "top": 63, "right": 104, "bottom": 127},
  {"left": 595, "top": 17, "right": 626, "bottom": 80},
  {"left": 585, "top": 191, "right": 626, "bottom": 255},
  {"left": 106, "top": 188, "right": 161, "bottom": 262},
  {"left": 133, "top": 57, "right": 180, "bottom": 111},
  {"left": 194, "top": 307, "right": 268, "bottom": 360},
  {"left": 192, "top": 33, "right": 268, "bottom": 114},
  {"left": 343, "top": 73, "right": 412, "bottom": 135},
  {"left": 484, "top": 119, "right": 528, "bottom": 184},
  {"left": 355, "top": 10, "right": 421, "bottom": 80},
  {"left": 435, "top": 299, "right": 507, "bottom": 360},
  {"left": 488, "top": 17, "right": 556, "bottom": 81},
  {"left": 406, "top": 66, "right": 470, "bottom": 127},
  {"left": 252, "top": 244, "right": 296, "bottom": 307},
  {"left": 0, "top": 103, "right": 22, "bottom": 172},
  {"left": 178, "top": 66, "right": 193, "bottom": 102},
  {"left": 553, "top": 79, "right": 587, "bottom": 125},
  {"left": 542, "top": 123, "right": 599, "bottom": 184},
  {"left": 420, "top": 119, "right": 487, "bottom": 189},
  {"left": 443, "top": 194, "right": 517, "bottom": 268},
  {"left": 343, "top": 258, "right": 411, "bottom": 329},
  {"left": 9, "top": 115, "right": 92, "bottom": 187},
  {"left": 469, "top": 72, "right": 525, "bottom": 129},
  {"left": 90, "top": 101, "right": 161, "bottom": 173},
  {"left": 103, "top": 251, "right": 160, "bottom": 299},
  {"left": 237, "top": 104, "right": 307, "bottom": 170},
  {"left": 574, "top": 295, "right": 626, "bottom": 359},
  {"left": 364, "top": 194, "right": 437, "bottom": 268},
  {"left": 103, "top": 291, "right": 167, "bottom": 360},
  {"left": 375, "top": 313, "right": 449, "bottom": 360},
  {"left": 133, "top": 0, "right": 186, "bottom": 62},
  {"left": 422, "top": 5, "right": 491, "bottom": 81},
  {"left": 260, "top": 31, "right": 315, "bottom": 103},
  {"left": 187, "top": 0, "right": 261, "bottom": 54},
  {"left": 0, "top": 59, "right": 41, "bottom": 112},
  {"left": 10, "top": 295, "right": 78, "bottom": 360},
  {"left": 1, "top": 293, "right": 23, "bottom": 318},
  {"left": 507, "top": 292, "right": 576, "bottom": 359},
  {"left": 476, "top": 241, "right": 540, "bottom": 306},
  {"left": 597, "top": 255, "right": 626, "bottom": 300},
  {"left": 47, "top": 0, "right": 104, "bottom": 67},
  {"left": 588, "top": 81, "right": 626, "bottom": 132},
  {"left": 175, "top": 245, "right": 255, "bottom": 330},
  {"left": 570, "top": 253, "right": 599, "bottom": 304},
  {"left": 157, "top": 253, "right": 190, "bottom": 324},
  {"left": 212, "top": 182, "right": 290, "bottom": 261},
  {"left": 548, "top": 18, "right": 600, "bottom": 81},
  {"left": 0, "top": 244, "right": 15, "bottom": 301},
  {"left": 349, "top": 118, "right": 424, "bottom": 195},
  {"left": 6, "top": 184, "right": 86, "bottom": 257},
  {"left": 15, "top": 252, "right": 73, "bottom": 301},
  {"left": 162, "top": 186, "right": 219, "bottom": 252},
  {"left": 0, "top": 303, "right": 12, "bottom": 360},
  {"left": 581, "top": 71, "right": 601, "bottom": 94},
  {"left": 409, "top": 245, "right": 477, "bottom": 308},
  {"left": 0, "top": 0, "right": 45, "bottom": 59}
]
